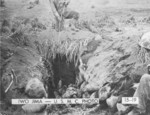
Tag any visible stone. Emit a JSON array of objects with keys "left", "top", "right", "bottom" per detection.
[
  {"left": 62, "top": 85, "right": 78, "bottom": 98},
  {"left": 116, "top": 103, "right": 128, "bottom": 112},
  {"left": 98, "top": 85, "right": 111, "bottom": 101},
  {"left": 90, "top": 92, "right": 97, "bottom": 98},
  {"left": 82, "top": 83, "right": 100, "bottom": 92},
  {"left": 22, "top": 104, "right": 46, "bottom": 113},
  {"left": 94, "top": 34, "right": 102, "bottom": 41},
  {"left": 25, "top": 78, "right": 47, "bottom": 98},
  {"left": 106, "top": 95, "right": 119, "bottom": 108},
  {"left": 139, "top": 31, "right": 150, "bottom": 50}
]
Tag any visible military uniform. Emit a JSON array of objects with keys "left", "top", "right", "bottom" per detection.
[
  {"left": 49, "top": 0, "right": 69, "bottom": 31},
  {"left": 49, "top": 0, "right": 79, "bottom": 31},
  {"left": 128, "top": 74, "right": 150, "bottom": 115}
]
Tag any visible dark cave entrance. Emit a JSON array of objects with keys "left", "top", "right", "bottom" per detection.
[{"left": 46, "top": 54, "right": 80, "bottom": 98}]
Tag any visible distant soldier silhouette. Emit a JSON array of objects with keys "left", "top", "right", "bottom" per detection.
[
  {"left": 49, "top": 0, "right": 79, "bottom": 31},
  {"left": 0, "top": 0, "right": 5, "bottom": 7}
]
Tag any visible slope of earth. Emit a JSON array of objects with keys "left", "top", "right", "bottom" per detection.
[
  {"left": 63, "top": 8, "right": 150, "bottom": 115},
  {"left": 80, "top": 8, "right": 150, "bottom": 92}
]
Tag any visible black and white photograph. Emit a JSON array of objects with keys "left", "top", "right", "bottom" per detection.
[{"left": 0, "top": 0, "right": 150, "bottom": 115}]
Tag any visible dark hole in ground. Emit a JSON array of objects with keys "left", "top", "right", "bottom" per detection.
[{"left": 46, "top": 54, "right": 80, "bottom": 98}]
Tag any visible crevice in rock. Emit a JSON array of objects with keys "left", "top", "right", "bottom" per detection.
[{"left": 44, "top": 53, "right": 80, "bottom": 98}]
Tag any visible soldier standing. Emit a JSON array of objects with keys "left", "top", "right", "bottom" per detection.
[{"left": 49, "top": 0, "right": 70, "bottom": 31}]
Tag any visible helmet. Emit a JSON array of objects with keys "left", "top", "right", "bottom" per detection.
[
  {"left": 139, "top": 32, "right": 150, "bottom": 50},
  {"left": 147, "top": 64, "right": 150, "bottom": 67}
]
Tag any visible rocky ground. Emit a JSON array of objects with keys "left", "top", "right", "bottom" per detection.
[{"left": 0, "top": 0, "right": 150, "bottom": 115}]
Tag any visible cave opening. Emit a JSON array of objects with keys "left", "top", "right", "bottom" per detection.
[{"left": 45, "top": 53, "right": 80, "bottom": 98}]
